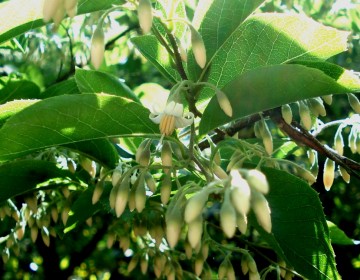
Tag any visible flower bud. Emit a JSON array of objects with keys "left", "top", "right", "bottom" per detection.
[
  {"left": 187, "top": 215, "right": 203, "bottom": 248},
  {"left": 184, "top": 191, "right": 208, "bottom": 223},
  {"left": 184, "top": 240, "right": 192, "bottom": 259},
  {"left": 115, "top": 176, "right": 130, "bottom": 217},
  {"left": 241, "top": 254, "right": 249, "bottom": 275},
  {"left": 106, "top": 232, "right": 115, "bottom": 248},
  {"left": 112, "top": 166, "right": 122, "bottom": 187},
  {"left": 226, "top": 261, "right": 236, "bottom": 280},
  {"left": 339, "top": 166, "right": 350, "bottom": 183},
  {"left": 299, "top": 101, "right": 312, "bottom": 130},
  {"left": 52, "top": 4, "right": 65, "bottom": 27},
  {"left": 64, "top": 0, "right": 77, "bottom": 17},
  {"left": 229, "top": 170, "right": 251, "bottom": 215},
  {"left": 62, "top": 205, "right": 70, "bottom": 225},
  {"left": 166, "top": 209, "right": 183, "bottom": 248},
  {"left": 92, "top": 180, "right": 104, "bottom": 205},
  {"left": 138, "top": 0, "right": 153, "bottom": 33},
  {"left": 119, "top": 235, "right": 130, "bottom": 252},
  {"left": 128, "top": 254, "right": 140, "bottom": 273},
  {"left": 136, "top": 139, "right": 151, "bottom": 166},
  {"left": 161, "top": 141, "right": 172, "bottom": 174},
  {"left": 43, "top": 0, "right": 62, "bottom": 22},
  {"left": 91, "top": 25, "right": 105, "bottom": 70},
  {"left": 259, "top": 120, "right": 273, "bottom": 155},
  {"left": 140, "top": 254, "right": 149, "bottom": 275},
  {"left": 128, "top": 186, "right": 136, "bottom": 212},
  {"left": 249, "top": 271, "right": 261, "bottom": 280},
  {"left": 2, "top": 248, "right": 10, "bottom": 264},
  {"left": 145, "top": 172, "right": 157, "bottom": 193},
  {"left": 244, "top": 169, "right": 269, "bottom": 194},
  {"left": 161, "top": 175, "right": 172, "bottom": 205},
  {"left": 109, "top": 185, "right": 118, "bottom": 209},
  {"left": 216, "top": 89, "right": 233, "bottom": 117},
  {"left": 201, "top": 241, "right": 209, "bottom": 260},
  {"left": 41, "top": 227, "right": 50, "bottom": 247},
  {"left": 218, "top": 259, "right": 228, "bottom": 280},
  {"left": 281, "top": 104, "right": 293, "bottom": 124},
  {"left": 308, "top": 97, "right": 326, "bottom": 117},
  {"left": 80, "top": 157, "right": 96, "bottom": 178},
  {"left": 323, "top": 158, "right": 335, "bottom": 191},
  {"left": 322, "top": 94, "right": 332, "bottom": 105},
  {"left": 135, "top": 173, "right": 146, "bottom": 213},
  {"left": 220, "top": 190, "right": 237, "bottom": 238},
  {"left": 348, "top": 128, "right": 357, "bottom": 154},
  {"left": 236, "top": 212, "right": 248, "bottom": 234},
  {"left": 308, "top": 149, "right": 316, "bottom": 166},
  {"left": 348, "top": 93, "right": 360, "bottom": 114},
  {"left": 227, "top": 152, "right": 244, "bottom": 171},
  {"left": 334, "top": 129, "right": 344, "bottom": 156},
  {"left": 195, "top": 255, "right": 204, "bottom": 276},
  {"left": 251, "top": 190, "right": 272, "bottom": 233},
  {"left": 190, "top": 26, "right": 206, "bottom": 68},
  {"left": 254, "top": 121, "right": 261, "bottom": 139}
]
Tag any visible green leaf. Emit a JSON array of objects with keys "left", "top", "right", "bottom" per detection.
[
  {"left": 0, "top": 99, "right": 39, "bottom": 128},
  {"left": 200, "top": 64, "right": 360, "bottom": 134},
  {"left": 0, "top": 79, "right": 40, "bottom": 104},
  {"left": 327, "top": 221, "right": 360, "bottom": 245},
  {"left": 65, "top": 182, "right": 112, "bottom": 233},
  {"left": 74, "top": 69, "right": 139, "bottom": 102},
  {"left": 251, "top": 167, "right": 340, "bottom": 279},
  {"left": 131, "top": 35, "right": 182, "bottom": 83},
  {"left": 193, "top": 12, "right": 349, "bottom": 103},
  {"left": 188, "top": 0, "right": 265, "bottom": 80},
  {"left": 0, "top": 160, "right": 75, "bottom": 203},
  {"left": 0, "top": 93, "right": 158, "bottom": 161},
  {"left": 0, "top": 0, "right": 125, "bottom": 44},
  {"left": 63, "top": 139, "right": 119, "bottom": 169},
  {"left": 42, "top": 78, "right": 80, "bottom": 98}
]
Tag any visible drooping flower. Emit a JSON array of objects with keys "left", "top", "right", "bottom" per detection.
[{"left": 149, "top": 101, "right": 194, "bottom": 136}]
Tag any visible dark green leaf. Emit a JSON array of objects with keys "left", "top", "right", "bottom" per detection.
[
  {"left": 0, "top": 79, "right": 40, "bottom": 104},
  {"left": 0, "top": 93, "right": 158, "bottom": 161},
  {"left": 200, "top": 64, "right": 360, "bottom": 135},
  {"left": 0, "top": 160, "right": 75, "bottom": 203},
  {"left": 74, "top": 69, "right": 139, "bottom": 102},
  {"left": 250, "top": 167, "right": 340, "bottom": 279},
  {"left": 327, "top": 221, "right": 360, "bottom": 246},
  {"left": 42, "top": 78, "right": 80, "bottom": 98}
]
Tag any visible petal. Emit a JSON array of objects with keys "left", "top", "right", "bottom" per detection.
[
  {"left": 175, "top": 112, "right": 194, "bottom": 128},
  {"left": 149, "top": 113, "right": 162, "bottom": 124},
  {"left": 164, "top": 101, "right": 176, "bottom": 114},
  {"left": 172, "top": 102, "right": 184, "bottom": 117},
  {"left": 151, "top": 103, "right": 163, "bottom": 115}
]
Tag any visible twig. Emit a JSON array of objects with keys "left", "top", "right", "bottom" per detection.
[{"left": 105, "top": 25, "right": 138, "bottom": 50}]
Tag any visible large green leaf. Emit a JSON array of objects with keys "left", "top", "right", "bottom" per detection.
[
  {"left": 0, "top": 93, "right": 158, "bottom": 161},
  {"left": 74, "top": 69, "right": 139, "bottom": 102},
  {"left": 252, "top": 167, "right": 340, "bottom": 279},
  {"left": 0, "top": 0, "right": 124, "bottom": 44},
  {"left": 42, "top": 78, "right": 80, "bottom": 98},
  {"left": 200, "top": 64, "right": 360, "bottom": 134},
  {"left": 187, "top": 0, "right": 265, "bottom": 80},
  {"left": 0, "top": 99, "right": 39, "bottom": 128},
  {"left": 0, "top": 160, "right": 76, "bottom": 203},
  {"left": 0, "top": 79, "right": 40, "bottom": 104},
  {"left": 192, "top": 12, "right": 349, "bottom": 103},
  {"left": 131, "top": 35, "right": 182, "bottom": 83}
]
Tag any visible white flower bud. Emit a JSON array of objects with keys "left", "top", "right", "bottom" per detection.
[
  {"left": 348, "top": 93, "right": 360, "bottom": 114},
  {"left": 241, "top": 254, "right": 249, "bottom": 275},
  {"left": 244, "top": 169, "right": 269, "bottom": 194},
  {"left": 216, "top": 89, "right": 233, "bottom": 117},
  {"left": 136, "top": 139, "right": 151, "bottom": 166},
  {"left": 220, "top": 190, "right": 237, "bottom": 238},
  {"left": 115, "top": 177, "right": 130, "bottom": 217},
  {"left": 135, "top": 173, "right": 146, "bottom": 213},
  {"left": 322, "top": 94, "right": 332, "bottom": 105},
  {"left": 190, "top": 26, "right": 206, "bottom": 68},
  {"left": 195, "top": 255, "right": 204, "bottom": 276},
  {"left": 184, "top": 191, "right": 208, "bottom": 223},
  {"left": 187, "top": 215, "right": 203, "bottom": 248},
  {"left": 259, "top": 120, "right": 273, "bottom": 155},
  {"left": 348, "top": 128, "right": 357, "bottom": 154},
  {"left": 91, "top": 25, "right": 105, "bottom": 70},
  {"left": 64, "top": 0, "right": 77, "bottom": 17},
  {"left": 229, "top": 170, "right": 251, "bottom": 215},
  {"left": 281, "top": 104, "right": 293, "bottom": 124},
  {"left": 161, "top": 141, "right": 172, "bottom": 174},
  {"left": 323, "top": 158, "right": 335, "bottom": 191},
  {"left": 127, "top": 254, "right": 139, "bottom": 273},
  {"left": 138, "top": 0, "right": 153, "bottom": 33},
  {"left": 308, "top": 97, "right": 326, "bottom": 117},
  {"left": 92, "top": 181, "right": 104, "bottom": 204},
  {"left": 52, "top": 4, "right": 65, "bottom": 27},
  {"left": 249, "top": 271, "right": 261, "bottom": 280},
  {"left": 140, "top": 254, "right": 149, "bottom": 275},
  {"left": 251, "top": 190, "right": 272, "bottom": 233},
  {"left": 339, "top": 166, "right": 350, "bottom": 183},
  {"left": 218, "top": 259, "right": 228, "bottom": 280},
  {"left": 41, "top": 227, "right": 50, "bottom": 247},
  {"left": 166, "top": 211, "right": 182, "bottom": 248},
  {"left": 43, "top": 0, "right": 62, "bottom": 22},
  {"left": 112, "top": 166, "right": 122, "bottom": 187},
  {"left": 334, "top": 129, "right": 344, "bottom": 156},
  {"left": 161, "top": 175, "right": 172, "bottom": 205},
  {"left": 236, "top": 212, "right": 248, "bottom": 234},
  {"left": 299, "top": 101, "right": 312, "bottom": 130},
  {"left": 145, "top": 172, "right": 157, "bottom": 193},
  {"left": 31, "top": 226, "right": 38, "bottom": 243},
  {"left": 226, "top": 261, "right": 236, "bottom": 280}
]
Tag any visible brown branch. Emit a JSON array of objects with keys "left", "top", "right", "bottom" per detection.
[{"left": 105, "top": 25, "right": 138, "bottom": 50}]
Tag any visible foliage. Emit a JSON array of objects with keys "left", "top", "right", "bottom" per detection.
[{"left": 1, "top": 0, "right": 360, "bottom": 279}]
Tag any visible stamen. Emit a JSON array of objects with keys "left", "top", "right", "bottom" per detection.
[{"left": 160, "top": 115, "right": 176, "bottom": 136}]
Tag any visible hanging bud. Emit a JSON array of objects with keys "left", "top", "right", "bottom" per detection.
[
  {"left": 190, "top": 26, "right": 207, "bottom": 68},
  {"left": 135, "top": 173, "right": 146, "bottom": 213},
  {"left": 145, "top": 172, "right": 157, "bottom": 193},
  {"left": 334, "top": 129, "right": 344, "bottom": 156},
  {"left": 323, "top": 158, "right": 335, "bottom": 191},
  {"left": 115, "top": 176, "right": 130, "bottom": 217},
  {"left": 166, "top": 210, "right": 183, "bottom": 248},
  {"left": 195, "top": 255, "right": 204, "bottom": 276},
  {"left": 308, "top": 149, "right": 316, "bottom": 167},
  {"left": 41, "top": 227, "right": 50, "bottom": 247},
  {"left": 348, "top": 128, "right": 357, "bottom": 154},
  {"left": 339, "top": 166, "right": 350, "bottom": 183},
  {"left": 220, "top": 189, "right": 237, "bottom": 238},
  {"left": 80, "top": 157, "right": 96, "bottom": 178},
  {"left": 281, "top": 104, "right": 293, "bottom": 124},
  {"left": 107, "top": 232, "right": 115, "bottom": 248},
  {"left": 299, "top": 101, "right": 312, "bottom": 130},
  {"left": 249, "top": 271, "right": 261, "bottom": 280},
  {"left": 259, "top": 120, "right": 273, "bottom": 155},
  {"left": 229, "top": 170, "right": 251, "bottom": 215},
  {"left": 243, "top": 169, "right": 269, "bottom": 194},
  {"left": 138, "top": 0, "right": 153, "bottom": 33},
  {"left": 25, "top": 195, "right": 38, "bottom": 214},
  {"left": 218, "top": 259, "right": 228, "bottom": 280},
  {"left": 322, "top": 94, "right": 332, "bottom": 105},
  {"left": 52, "top": 4, "right": 65, "bottom": 27},
  {"left": 64, "top": 0, "right": 77, "bottom": 18},
  {"left": 128, "top": 184, "right": 136, "bottom": 212},
  {"left": 91, "top": 24, "right": 105, "bottom": 70},
  {"left": 128, "top": 254, "right": 140, "bottom": 273},
  {"left": 251, "top": 190, "right": 272, "bottom": 233},
  {"left": 236, "top": 212, "right": 248, "bottom": 234},
  {"left": 227, "top": 152, "right": 245, "bottom": 171},
  {"left": 201, "top": 241, "right": 209, "bottom": 260},
  {"left": 140, "top": 254, "right": 149, "bottom": 275},
  {"left": 308, "top": 97, "right": 326, "bottom": 117},
  {"left": 92, "top": 180, "right": 104, "bottom": 204},
  {"left": 51, "top": 206, "right": 59, "bottom": 223},
  {"left": 2, "top": 248, "right": 10, "bottom": 264},
  {"left": 187, "top": 215, "right": 203, "bottom": 248},
  {"left": 43, "top": 0, "right": 62, "bottom": 22},
  {"left": 112, "top": 165, "right": 122, "bottom": 187},
  {"left": 254, "top": 121, "right": 261, "bottom": 139},
  {"left": 161, "top": 141, "right": 172, "bottom": 174},
  {"left": 215, "top": 89, "right": 233, "bottom": 117},
  {"left": 161, "top": 175, "right": 172, "bottom": 205},
  {"left": 356, "top": 134, "right": 360, "bottom": 154},
  {"left": 136, "top": 139, "right": 151, "bottom": 166},
  {"left": 241, "top": 254, "right": 249, "bottom": 275},
  {"left": 226, "top": 261, "right": 236, "bottom": 280},
  {"left": 184, "top": 191, "right": 208, "bottom": 224},
  {"left": 348, "top": 93, "right": 360, "bottom": 114}
]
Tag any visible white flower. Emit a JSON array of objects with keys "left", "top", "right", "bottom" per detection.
[{"left": 149, "top": 101, "right": 194, "bottom": 136}]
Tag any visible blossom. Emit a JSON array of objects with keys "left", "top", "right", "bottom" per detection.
[{"left": 149, "top": 101, "right": 194, "bottom": 136}]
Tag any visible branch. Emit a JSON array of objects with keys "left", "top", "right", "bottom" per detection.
[{"left": 105, "top": 25, "right": 138, "bottom": 50}]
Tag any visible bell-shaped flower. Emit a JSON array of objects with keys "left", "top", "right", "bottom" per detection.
[{"left": 149, "top": 101, "right": 194, "bottom": 136}]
